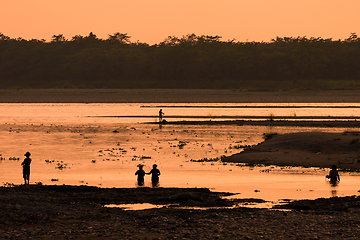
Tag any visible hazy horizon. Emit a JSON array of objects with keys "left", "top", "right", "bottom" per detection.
[{"left": 2, "top": 0, "right": 359, "bottom": 44}]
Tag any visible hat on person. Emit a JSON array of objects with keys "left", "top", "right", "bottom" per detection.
[
  {"left": 153, "top": 164, "right": 157, "bottom": 167},
  {"left": 24, "top": 152, "right": 31, "bottom": 157}
]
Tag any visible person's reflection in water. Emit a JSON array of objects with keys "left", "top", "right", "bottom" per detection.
[
  {"left": 330, "top": 180, "right": 339, "bottom": 187},
  {"left": 147, "top": 164, "right": 160, "bottom": 187},
  {"left": 331, "top": 189, "right": 337, "bottom": 197},
  {"left": 135, "top": 164, "right": 145, "bottom": 186}
]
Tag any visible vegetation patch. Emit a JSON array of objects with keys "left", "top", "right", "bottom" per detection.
[
  {"left": 1, "top": 32, "right": 360, "bottom": 89},
  {"left": 177, "top": 141, "right": 188, "bottom": 149},
  {"left": 190, "top": 156, "right": 224, "bottom": 162}
]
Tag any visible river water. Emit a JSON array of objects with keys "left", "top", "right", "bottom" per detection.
[{"left": 1, "top": 103, "right": 360, "bottom": 207}]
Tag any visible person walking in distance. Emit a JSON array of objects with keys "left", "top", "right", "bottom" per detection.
[{"left": 159, "top": 109, "right": 164, "bottom": 122}]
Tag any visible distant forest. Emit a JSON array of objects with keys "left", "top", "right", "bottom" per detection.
[{"left": 1, "top": 32, "right": 360, "bottom": 90}]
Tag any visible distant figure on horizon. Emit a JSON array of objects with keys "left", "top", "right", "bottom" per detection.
[
  {"left": 135, "top": 164, "right": 146, "bottom": 186},
  {"left": 147, "top": 164, "right": 161, "bottom": 187},
  {"left": 21, "top": 152, "right": 32, "bottom": 185},
  {"left": 326, "top": 165, "right": 340, "bottom": 183},
  {"left": 159, "top": 109, "right": 164, "bottom": 122}
]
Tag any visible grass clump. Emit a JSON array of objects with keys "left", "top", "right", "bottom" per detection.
[
  {"left": 229, "top": 144, "right": 255, "bottom": 150},
  {"left": 190, "top": 155, "right": 225, "bottom": 162},
  {"left": 244, "top": 162, "right": 265, "bottom": 167},
  {"left": 178, "top": 141, "right": 187, "bottom": 149}
]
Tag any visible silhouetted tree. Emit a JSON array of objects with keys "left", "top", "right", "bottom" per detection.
[
  {"left": 107, "top": 32, "right": 131, "bottom": 44},
  {"left": 51, "top": 34, "right": 67, "bottom": 42}
]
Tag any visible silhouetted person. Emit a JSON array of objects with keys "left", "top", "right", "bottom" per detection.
[
  {"left": 147, "top": 164, "right": 160, "bottom": 187},
  {"left": 21, "top": 152, "right": 31, "bottom": 185},
  {"left": 327, "top": 165, "right": 340, "bottom": 182},
  {"left": 135, "top": 164, "right": 145, "bottom": 186},
  {"left": 159, "top": 109, "right": 164, "bottom": 122}
]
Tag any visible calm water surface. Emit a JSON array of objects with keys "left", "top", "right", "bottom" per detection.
[
  {"left": 2, "top": 102, "right": 360, "bottom": 123},
  {"left": 1, "top": 103, "right": 360, "bottom": 206}
]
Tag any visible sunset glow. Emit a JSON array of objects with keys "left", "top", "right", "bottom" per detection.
[{"left": 1, "top": 0, "right": 360, "bottom": 44}]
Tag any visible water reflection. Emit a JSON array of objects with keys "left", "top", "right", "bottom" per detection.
[
  {"left": 1, "top": 103, "right": 360, "bottom": 206},
  {"left": 104, "top": 201, "right": 291, "bottom": 210},
  {"left": 331, "top": 190, "right": 337, "bottom": 197},
  {"left": 329, "top": 178, "right": 339, "bottom": 197},
  {"left": 135, "top": 181, "right": 160, "bottom": 188},
  {"left": 104, "top": 203, "right": 165, "bottom": 210},
  {"left": 152, "top": 181, "right": 160, "bottom": 188},
  {"left": 3, "top": 102, "right": 360, "bottom": 124},
  {"left": 330, "top": 180, "right": 339, "bottom": 187}
]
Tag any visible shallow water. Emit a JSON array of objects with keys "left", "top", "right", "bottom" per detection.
[
  {"left": 0, "top": 103, "right": 360, "bottom": 206},
  {"left": 105, "top": 203, "right": 165, "bottom": 210},
  {"left": 2, "top": 102, "right": 360, "bottom": 124}
]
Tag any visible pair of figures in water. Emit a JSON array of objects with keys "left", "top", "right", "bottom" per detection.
[{"left": 135, "top": 164, "right": 160, "bottom": 187}]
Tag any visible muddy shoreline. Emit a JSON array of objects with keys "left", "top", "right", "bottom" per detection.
[
  {"left": 3, "top": 89, "right": 360, "bottom": 103},
  {"left": 1, "top": 185, "right": 360, "bottom": 239}
]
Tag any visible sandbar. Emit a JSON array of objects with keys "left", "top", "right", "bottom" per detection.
[{"left": 223, "top": 131, "right": 360, "bottom": 169}]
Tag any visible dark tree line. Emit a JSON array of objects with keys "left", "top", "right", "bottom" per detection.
[{"left": 0, "top": 32, "right": 360, "bottom": 89}]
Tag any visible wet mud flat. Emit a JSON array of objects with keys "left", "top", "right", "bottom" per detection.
[
  {"left": 1, "top": 185, "right": 360, "bottom": 239},
  {"left": 3, "top": 89, "right": 360, "bottom": 103}
]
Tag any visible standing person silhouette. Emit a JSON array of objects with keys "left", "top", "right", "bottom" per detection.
[
  {"left": 21, "top": 152, "right": 31, "bottom": 185},
  {"left": 159, "top": 109, "right": 164, "bottom": 122},
  {"left": 135, "top": 164, "right": 146, "bottom": 186},
  {"left": 147, "top": 164, "right": 161, "bottom": 187}
]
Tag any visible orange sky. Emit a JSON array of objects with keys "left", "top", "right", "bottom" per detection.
[{"left": 1, "top": 0, "right": 359, "bottom": 44}]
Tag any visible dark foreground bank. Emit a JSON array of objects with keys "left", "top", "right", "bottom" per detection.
[{"left": 1, "top": 185, "right": 360, "bottom": 239}]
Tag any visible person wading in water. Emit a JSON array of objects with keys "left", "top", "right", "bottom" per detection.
[
  {"left": 147, "top": 164, "right": 161, "bottom": 187},
  {"left": 135, "top": 164, "right": 146, "bottom": 186},
  {"left": 327, "top": 164, "right": 340, "bottom": 182}
]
